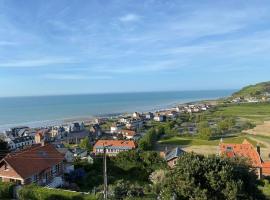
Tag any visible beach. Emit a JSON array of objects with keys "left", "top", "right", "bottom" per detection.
[{"left": 0, "top": 90, "right": 234, "bottom": 131}]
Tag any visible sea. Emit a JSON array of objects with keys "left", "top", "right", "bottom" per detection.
[{"left": 0, "top": 90, "right": 235, "bottom": 131}]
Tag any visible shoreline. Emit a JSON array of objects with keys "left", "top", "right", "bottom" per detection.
[{"left": 0, "top": 97, "right": 221, "bottom": 132}]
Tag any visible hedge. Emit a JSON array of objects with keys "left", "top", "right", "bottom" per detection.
[
  {"left": 0, "top": 182, "right": 14, "bottom": 199},
  {"left": 18, "top": 185, "right": 98, "bottom": 200}
]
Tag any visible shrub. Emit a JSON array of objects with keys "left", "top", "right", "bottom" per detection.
[
  {"left": 0, "top": 182, "right": 14, "bottom": 199},
  {"left": 18, "top": 185, "right": 97, "bottom": 200}
]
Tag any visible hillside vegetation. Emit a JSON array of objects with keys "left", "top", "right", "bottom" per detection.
[{"left": 233, "top": 81, "right": 270, "bottom": 97}]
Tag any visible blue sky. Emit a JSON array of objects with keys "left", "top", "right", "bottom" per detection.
[{"left": 1, "top": 0, "right": 270, "bottom": 97}]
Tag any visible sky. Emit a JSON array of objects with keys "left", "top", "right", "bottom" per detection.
[{"left": 1, "top": 0, "right": 270, "bottom": 97}]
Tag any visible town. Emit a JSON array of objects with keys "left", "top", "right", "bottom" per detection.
[{"left": 1, "top": 97, "right": 270, "bottom": 199}]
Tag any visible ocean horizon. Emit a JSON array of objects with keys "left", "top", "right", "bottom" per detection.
[{"left": 0, "top": 90, "right": 235, "bottom": 131}]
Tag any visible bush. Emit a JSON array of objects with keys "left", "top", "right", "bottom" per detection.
[
  {"left": 161, "top": 153, "right": 265, "bottom": 200},
  {"left": 0, "top": 182, "right": 14, "bottom": 199},
  {"left": 18, "top": 185, "right": 97, "bottom": 200}
]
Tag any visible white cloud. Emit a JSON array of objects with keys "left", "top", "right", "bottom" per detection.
[
  {"left": 42, "top": 73, "right": 111, "bottom": 80},
  {"left": 0, "top": 58, "right": 75, "bottom": 68},
  {"left": 93, "top": 60, "right": 184, "bottom": 74},
  {"left": 119, "top": 14, "right": 140, "bottom": 22}
]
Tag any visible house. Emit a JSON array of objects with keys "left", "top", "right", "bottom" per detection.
[
  {"left": 62, "top": 122, "right": 85, "bottom": 133},
  {"left": 94, "top": 118, "right": 108, "bottom": 125},
  {"left": 72, "top": 148, "right": 88, "bottom": 159},
  {"left": 0, "top": 144, "right": 65, "bottom": 186},
  {"left": 63, "top": 131, "right": 90, "bottom": 144},
  {"left": 132, "top": 112, "right": 141, "bottom": 118},
  {"left": 89, "top": 124, "right": 102, "bottom": 138},
  {"left": 56, "top": 147, "right": 74, "bottom": 163},
  {"left": 219, "top": 139, "right": 270, "bottom": 179},
  {"left": 50, "top": 126, "right": 66, "bottom": 139},
  {"left": 145, "top": 112, "right": 154, "bottom": 120},
  {"left": 110, "top": 123, "right": 125, "bottom": 133},
  {"left": 160, "top": 147, "right": 185, "bottom": 168},
  {"left": 166, "top": 110, "right": 178, "bottom": 119},
  {"left": 93, "top": 140, "right": 137, "bottom": 156},
  {"left": 35, "top": 129, "right": 50, "bottom": 144},
  {"left": 154, "top": 114, "right": 165, "bottom": 122},
  {"left": 6, "top": 136, "right": 35, "bottom": 151},
  {"left": 119, "top": 130, "right": 136, "bottom": 139},
  {"left": 55, "top": 147, "right": 75, "bottom": 174},
  {"left": 8, "top": 126, "right": 30, "bottom": 138},
  {"left": 126, "top": 119, "right": 143, "bottom": 130}
]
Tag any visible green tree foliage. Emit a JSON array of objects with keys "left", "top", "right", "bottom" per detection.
[
  {"left": 138, "top": 128, "right": 161, "bottom": 150},
  {"left": 217, "top": 118, "right": 236, "bottom": 135},
  {"left": 197, "top": 121, "right": 213, "bottom": 140},
  {"left": 149, "top": 169, "right": 168, "bottom": 194},
  {"left": 0, "top": 182, "right": 14, "bottom": 199},
  {"left": 79, "top": 137, "right": 92, "bottom": 151},
  {"left": 109, "top": 179, "right": 144, "bottom": 199},
  {"left": 161, "top": 153, "right": 265, "bottom": 200},
  {"left": 113, "top": 150, "right": 167, "bottom": 181},
  {"left": 18, "top": 185, "right": 97, "bottom": 200}
]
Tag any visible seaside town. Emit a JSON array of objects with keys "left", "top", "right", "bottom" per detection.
[
  {"left": 1, "top": 88, "right": 270, "bottom": 199},
  {"left": 2, "top": 1, "right": 270, "bottom": 199}
]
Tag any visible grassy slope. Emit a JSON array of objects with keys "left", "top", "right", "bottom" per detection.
[
  {"left": 159, "top": 135, "right": 258, "bottom": 146},
  {"left": 233, "top": 81, "right": 270, "bottom": 97},
  {"left": 212, "top": 103, "right": 270, "bottom": 122}
]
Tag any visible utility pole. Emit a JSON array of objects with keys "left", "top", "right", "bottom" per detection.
[{"left": 103, "top": 145, "right": 108, "bottom": 200}]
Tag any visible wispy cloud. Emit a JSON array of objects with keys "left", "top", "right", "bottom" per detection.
[
  {"left": 42, "top": 73, "right": 111, "bottom": 80},
  {"left": 93, "top": 60, "right": 184, "bottom": 74},
  {"left": 119, "top": 14, "right": 141, "bottom": 22},
  {"left": 0, "top": 58, "right": 75, "bottom": 68}
]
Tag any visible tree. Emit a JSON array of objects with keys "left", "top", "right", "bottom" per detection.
[
  {"left": 79, "top": 137, "right": 92, "bottom": 151},
  {"left": 197, "top": 121, "right": 212, "bottom": 140},
  {"left": 217, "top": 118, "right": 236, "bottom": 135},
  {"left": 138, "top": 128, "right": 159, "bottom": 150},
  {"left": 109, "top": 180, "right": 144, "bottom": 199},
  {"left": 149, "top": 169, "right": 167, "bottom": 194},
  {"left": 161, "top": 153, "right": 265, "bottom": 200}
]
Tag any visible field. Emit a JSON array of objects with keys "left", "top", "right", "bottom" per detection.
[
  {"left": 157, "top": 134, "right": 270, "bottom": 159},
  {"left": 158, "top": 135, "right": 258, "bottom": 146},
  {"left": 212, "top": 103, "right": 270, "bottom": 122},
  {"left": 246, "top": 121, "right": 270, "bottom": 136}
]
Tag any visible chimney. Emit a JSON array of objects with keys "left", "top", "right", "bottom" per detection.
[{"left": 257, "top": 144, "right": 261, "bottom": 156}]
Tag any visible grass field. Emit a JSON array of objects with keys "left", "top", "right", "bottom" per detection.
[
  {"left": 212, "top": 103, "right": 270, "bottom": 122},
  {"left": 158, "top": 135, "right": 258, "bottom": 146}
]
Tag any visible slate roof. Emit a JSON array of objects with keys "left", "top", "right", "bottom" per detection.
[
  {"left": 12, "top": 136, "right": 34, "bottom": 144},
  {"left": 165, "top": 147, "right": 185, "bottom": 161}
]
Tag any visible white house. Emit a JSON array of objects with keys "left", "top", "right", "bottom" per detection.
[
  {"left": 6, "top": 136, "right": 35, "bottom": 151},
  {"left": 154, "top": 115, "right": 165, "bottom": 122},
  {"left": 111, "top": 123, "right": 125, "bottom": 133}
]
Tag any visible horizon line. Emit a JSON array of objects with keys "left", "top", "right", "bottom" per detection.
[{"left": 0, "top": 88, "right": 237, "bottom": 99}]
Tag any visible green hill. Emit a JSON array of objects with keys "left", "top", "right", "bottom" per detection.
[{"left": 233, "top": 81, "right": 270, "bottom": 97}]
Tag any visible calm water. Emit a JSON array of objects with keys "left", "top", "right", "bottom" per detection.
[{"left": 0, "top": 90, "right": 234, "bottom": 130}]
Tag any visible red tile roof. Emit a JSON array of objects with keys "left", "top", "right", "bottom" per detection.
[
  {"left": 219, "top": 139, "right": 262, "bottom": 167},
  {"left": 120, "top": 130, "right": 136, "bottom": 136},
  {"left": 262, "top": 161, "right": 270, "bottom": 175},
  {"left": 94, "top": 140, "right": 136, "bottom": 149},
  {"left": 1, "top": 144, "right": 64, "bottom": 179},
  {"left": 219, "top": 139, "right": 270, "bottom": 176}
]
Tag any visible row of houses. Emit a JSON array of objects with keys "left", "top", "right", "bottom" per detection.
[{"left": 1, "top": 137, "right": 270, "bottom": 188}]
